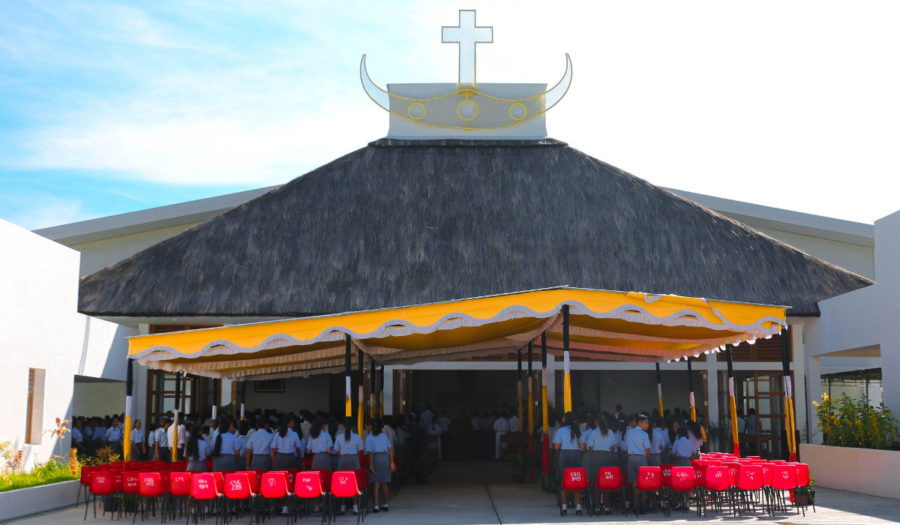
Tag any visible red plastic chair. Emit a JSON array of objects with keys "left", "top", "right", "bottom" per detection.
[
  {"left": 261, "top": 471, "right": 292, "bottom": 523},
  {"left": 224, "top": 472, "right": 256, "bottom": 520},
  {"left": 294, "top": 470, "right": 327, "bottom": 523},
  {"left": 736, "top": 464, "right": 763, "bottom": 516},
  {"left": 560, "top": 467, "right": 590, "bottom": 514},
  {"left": 134, "top": 472, "right": 166, "bottom": 523},
  {"left": 704, "top": 465, "right": 733, "bottom": 515},
  {"left": 636, "top": 466, "right": 664, "bottom": 516},
  {"left": 188, "top": 473, "right": 221, "bottom": 524},
  {"left": 331, "top": 471, "right": 363, "bottom": 525},
  {"left": 772, "top": 464, "right": 802, "bottom": 515},
  {"left": 85, "top": 470, "right": 114, "bottom": 520},
  {"left": 596, "top": 467, "right": 625, "bottom": 515},
  {"left": 168, "top": 471, "right": 192, "bottom": 520},
  {"left": 77, "top": 465, "right": 95, "bottom": 507},
  {"left": 668, "top": 467, "right": 694, "bottom": 514},
  {"left": 792, "top": 463, "right": 814, "bottom": 513}
]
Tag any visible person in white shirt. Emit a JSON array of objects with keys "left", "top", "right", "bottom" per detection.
[
  {"left": 508, "top": 413, "right": 520, "bottom": 433},
  {"left": 420, "top": 406, "right": 436, "bottom": 430},
  {"left": 382, "top": 419, "right": 397, "bottom": 449},
  {"left": 493, "top": 412, "right": 510, "bottom": 459},
  {"left": 167, "top": 415, "right": 186, "bottom": 460}
]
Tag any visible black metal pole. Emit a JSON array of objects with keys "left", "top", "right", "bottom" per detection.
[
  {"left": 780, "top": 327, "right": 796, "bottom": 460},
  {"left": 527, "top": 342, "right": 533, "bottom": 376},
  {"left": 541, "top": 332, "right": 547, "bottom": 369},
  {"left": 562, "top": 305, "right": 571, "bottom": 413},
  {"left": 345, "top": 335, "right": 352, "bottom": 417}
]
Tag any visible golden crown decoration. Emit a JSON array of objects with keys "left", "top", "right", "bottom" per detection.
[{"left": 361, "top": 10, "right": 572, "bottom": 132}]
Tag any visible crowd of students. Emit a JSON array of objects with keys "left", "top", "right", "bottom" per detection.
[
  {"left": 549, "top": 405, "right": 707, "bottom": 516},
  {"left": 72, "top": 408, "right": 453, "bottom": 515}
]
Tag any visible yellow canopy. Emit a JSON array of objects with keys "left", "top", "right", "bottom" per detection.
[{"left": 128, "top": 287, "right": 787, "bottom": 379}]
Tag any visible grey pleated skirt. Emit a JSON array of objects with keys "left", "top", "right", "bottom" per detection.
[
  {"left": 370, "top": 452, "right": 391, "bottom": 483},
  {"left": 186, "top": 460, "right": 207, "bottom": 472},
  {"left": 251, "top": 454, "right": 273, "bottom": 471},
  {"left": 311, "top": 452, "right": 331, "bottom": 470},
  {"left": 557, "top": 449, "right": 582, "bottom": 480},
  {"left": 274, "top": 452, "right": 299, "bottom": 470},
  {"left": 337, "top": 453, "right": 360, "bottom": 471},
  {"left": 213, "top": 454, "right": 238, "bottom": 472},
  {"left": 672, "top": 455, "right": 692, "bottom": 467}
]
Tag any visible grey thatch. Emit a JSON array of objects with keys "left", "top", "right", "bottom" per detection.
[{"left": 79, "top": 138, "right": 871, "bottom": 317}]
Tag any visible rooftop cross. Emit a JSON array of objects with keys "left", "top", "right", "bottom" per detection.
[{"left": 442, "top": 10, "right": 493, "bottom": 87}]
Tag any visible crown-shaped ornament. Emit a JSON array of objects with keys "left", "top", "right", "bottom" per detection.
[{"left": 361, "top": 10, "right": 571, "bottom": 139}]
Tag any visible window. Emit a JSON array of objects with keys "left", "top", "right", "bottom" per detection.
[{"left": 25, "top": 368, "right": 46, "bottom": 444}]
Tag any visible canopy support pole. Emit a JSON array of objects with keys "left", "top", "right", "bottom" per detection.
[
  {"left": 517, "top": 347, "right": 524, "bottom": 453},
  {"left": 656, "top": 362, "right": 664, "bottom": 416},
  {"left": 541, "top": 332, "right": 549, "bottom": 478},
  {"left": 380, "top": 365, "right": 385, "bottom": 418},
  {"left": 781, "top": 327, "right": 797, "bottom": 461},
  {"left": 240, "top": 381, "right": 246, "bottom": 421},
  {"left": 123, "top": 359, "right": 133, "bottom": 461},
  {"left": 527, "top": 341, "right": 534, "bottom": 455},
  {"left": 345, "top": 335, "right": 352, "bottom": 418},
  {"left": 369, "top": 356, "right": 376, "bottom": 419},
  {"left": 358, "top": 348, "right": 364, "bottom": 440},
  {"left": 211, "top": 379, "right": 219, "bottom": 422},
  {"left": 562, "top": 305, "right": 572, "bottom": 413},
  {"left": 687, "top": 358, "right": 696, "bottom": 422},
  {"left": 172, "top": 371, "right": 181, "bottom": 462},
  {"left": 726, "top": 344, "right": 739, "bottom": 456}
]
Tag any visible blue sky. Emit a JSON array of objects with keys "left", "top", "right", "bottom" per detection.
[{"left": 2, "top": 1, "right": 900, "bottom": 229}]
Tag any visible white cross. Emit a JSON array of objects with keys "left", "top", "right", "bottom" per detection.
[{"left": 442, "top": 10, "right": 493, "bottom": 86}]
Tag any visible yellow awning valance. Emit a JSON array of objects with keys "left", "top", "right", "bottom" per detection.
[{"left": 128, "top": 287, "right": 787, "bottom": 379}]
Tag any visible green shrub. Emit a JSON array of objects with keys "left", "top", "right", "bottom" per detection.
[
  {"left": 814, "top": 393, "right": 898, "bottom": 449},
  {"left": 0, "top": 458, "right": 77, "bottom": 493}
]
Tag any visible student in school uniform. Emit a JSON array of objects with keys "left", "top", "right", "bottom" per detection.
[
  {"left": 306, "top": 417, "right": 333, "bottom": 471},
  {"left": 131, "top": 419, "right": 145, "bottom": 460},
  {"left": 649, "top": 417, "right": 670, "bottom": 466},
  {"left": 586, "top": 416, "right": 619, "bottom": 514},
  {"left": 335, "top": 418, "right": 364, "bottom": 515},
  {"left": 580, "top": 414, "right": 596, "bottom": 482},
  {"left": 155, "top": 419, "right": 170, "bottom": 462},
  {"left": 235, "top": 420, "right": 250, "bottom": 460},
  {"left": 670, "top": 427, "right": 698, "bottom": 466},
  {"left": 105, "top": 417, "right": 124, "bottom": 456},
  {"left": 553, "top": 411, "right": 586, "bottom": 516},
  {"left": 624, "top": 414, "right": 652, "bottom": 510},
  {"left": 185, "top": 425, "right": 210, "bottom": 472},
  {"left": 211, "top": 418, "right": 240, "bottom": 471},
  {"left": 272, "top": 418, "right": 303, "bottom": 470},
  {"left": 365, "top": 419, "right": 394, "bottom": 513},
  {"left": 493, "top": 411, "right": 510, "bottom": 460},
  {"left": 246, "top": 418, "right": 274, "bottom": 470}
]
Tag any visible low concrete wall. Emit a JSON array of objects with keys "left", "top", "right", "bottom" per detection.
[
  {"left": 0, "top": 480, "right": 79, "bottom": 522},
  {"left": 801, "top": 443, "right": 900, "bottom": 500}
]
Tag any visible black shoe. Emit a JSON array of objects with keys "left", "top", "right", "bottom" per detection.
[
  {"left": 372, "top": 507, "right": 380, "bottom": 513},
  {"left": 381, "top": 506, "right": 389, "bottom": 512},
  {"left": 560, "top": 508, "right": 567, "bottom": 516},
  {"left": 575, "top": 507, "right": 583, "bottom": 515}
]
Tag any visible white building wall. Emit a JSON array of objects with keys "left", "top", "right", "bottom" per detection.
[
  {"left": 71, "top": 223, "right": 203, "bottom": 277},
  {"left": 876, "top": 211, "right": 900, "bottom": 415},
  {"left": 752, "top": 226, "right": 874, "bottom": 279},
  {"left": 0, "top": 220, "right": 132, "bottom": 469}
]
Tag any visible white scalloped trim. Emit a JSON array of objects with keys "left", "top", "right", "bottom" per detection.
[{"left": 133, "top": 299, "right": 784, "bottom": 367}]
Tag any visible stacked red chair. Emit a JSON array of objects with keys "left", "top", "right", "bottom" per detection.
[
  {"left": 772, "top": 463, "right": 801, "bottom": 516},
  {"left": 736, "top": 464, "right": 763, "bottom": 516},
  {"left": 168, "top": 471, "right": 193, "bottom": 521},
  {"left": 703, "top": 465, "right": 732, "bottom": 516},
  {"left": 223, "top": 472, "right": 256, "bottom": 522}
]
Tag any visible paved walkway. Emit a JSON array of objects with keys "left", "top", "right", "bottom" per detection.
[{"left": 9, "top": 462, "right": 900, "bottom": 524}]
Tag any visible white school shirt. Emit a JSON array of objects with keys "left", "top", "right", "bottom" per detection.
[
  {"left": 334, "top": 432, "right": 364, "bottom": 455},
  {"left": 131, "top": 428, "right": 144, "bottom": 444},
  {"left": 507, "top": 416, "right": 520, "bottom": 432},
  {"left": 493, "top": 418, "right": 510, "bottom": 433},
  {"left": 382, "top": 425, "right": 397, "bottom": 447},
  {"left": 437, "top": 416, "right": 451, "bottom": 433}
]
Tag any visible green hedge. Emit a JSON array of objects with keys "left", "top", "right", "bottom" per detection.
[{"left": 0, "top": 460, "right": 76, "bottom": 493}]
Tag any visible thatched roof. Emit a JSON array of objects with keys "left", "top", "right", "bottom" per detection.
[{"left": 79, "top": 138, "right": 871, "bottom": 317}]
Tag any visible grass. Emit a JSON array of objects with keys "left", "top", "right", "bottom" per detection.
[{"left": 0, "top": 460, "right": 77, "bottom": 493}]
